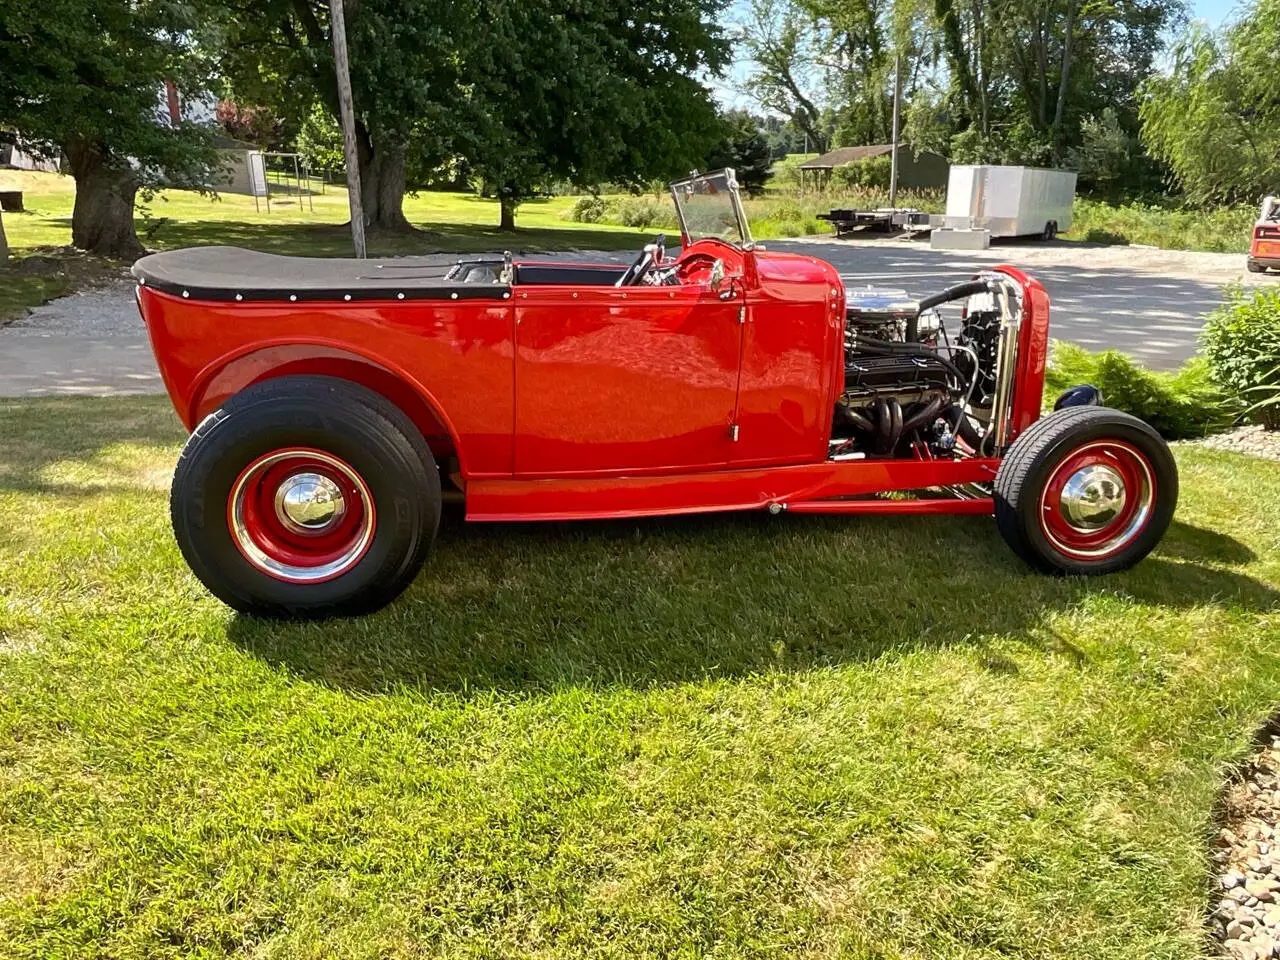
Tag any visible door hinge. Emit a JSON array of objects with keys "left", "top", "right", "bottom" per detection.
[
  {"left": 737, "top": 306, "right": 747, "bottom": 324},
  {"left": 730, "top": 423, "right": 740, "bottom": 442}
]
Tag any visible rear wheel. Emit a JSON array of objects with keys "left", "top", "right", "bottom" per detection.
[
  {"left": 171, "top": 376, "right": 440, "bottom": 617},
  {"left": 994, "top": 406, "right": 1177, "bottom": 575},
  {"left": 1247, "top": 258, "right": 1267, "bottom": 274}
]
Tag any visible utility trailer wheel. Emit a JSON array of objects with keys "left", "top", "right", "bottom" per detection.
[
  {"left": 170, "top": 376, "right": 441, "bottom": 617},
  {"left": 1042, "top": 221, "right": 1059, "bottom": 241},
  {"left": 994, "top": 406, "right": 1177, "bottom": 575}
]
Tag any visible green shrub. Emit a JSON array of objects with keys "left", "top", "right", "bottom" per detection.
[
  {"left": 1066, "top": 198, "right": 1256, "bottom": 252},
  {"left": 1202, "top": 287, "right": 1280, "bottom": 429},
  {"left": 569, "top": 195, "right": 607, "bottom": 223},
  {"left": 1045, "top": 341, "right": 1235, "bottom": 439},
  {"left": 830, "top": 155, "right": 893, "bottom": 190},
  {"left": 616, "top": 197, "right": 664, "bottom": 229},
  {"left": 1083, "top": 227, "right": 1129, "bottom": 245}
]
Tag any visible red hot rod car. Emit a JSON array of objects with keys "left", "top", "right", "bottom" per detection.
[{"left": 133, "top": 169, "right": 1177, "bottom": 617}]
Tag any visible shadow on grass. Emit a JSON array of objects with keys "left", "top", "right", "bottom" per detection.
[
  {"left": 2, "top": 395, "right": 1276, "bottom": 696},
  {"left": 0, "top": 395, "right": 184, "bottom": 497},
  {"left": 226, "top": 511, "right": 1280, "bottom": 696}
]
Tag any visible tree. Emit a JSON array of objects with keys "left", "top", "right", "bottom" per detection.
[
  {"left": 218, "top": 0, "right": 464, "bottom": 232},
  {"left": 216, "top": 100, "right": 283, "bottom": 148},
  {"left": 462, "top": 0, "right": 730, "bottom": 230},
  {"left": 1141, "top": 0, "right": 1280, "bottom": 204},
  {"left": 0, "top": 209, "right": 7, "bottom": 262},
  {"left": 740, "top": 0, "right": 829, "bottom": 153},
  {"left": 706, "top": 111, "right": 774, "bottom": 195},
  {"left": 1068, "top": 108, "right": 1133, "bottom": 194},
  {"left": 0, "top": 0, "right": 216, "bottom": 258}
]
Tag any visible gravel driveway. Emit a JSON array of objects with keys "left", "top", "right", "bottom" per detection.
[{"left": 0, "top": 242, "right": 1274, "bottom": 398}]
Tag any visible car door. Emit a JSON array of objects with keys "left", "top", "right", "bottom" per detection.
[{"left": 513, "top": 283, "right": 744, "bottom": 476}]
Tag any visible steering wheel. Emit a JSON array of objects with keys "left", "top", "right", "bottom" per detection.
[{"left": 616, "top": 234, "right": 666, "bottom": 287}]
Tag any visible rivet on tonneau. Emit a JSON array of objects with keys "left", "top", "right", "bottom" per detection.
[
  {"left": 235, "top": 294, "right": 243, "bottom": 301},
  {"left": 451, "top": 292, "right": 458, "bottom": 300},
  {"left": 397, "top": 293, "right": 405, "bottom": 300},
  {"left": 182, "top": 290, "right": 189, "bottom": 298},
  {"left": 344, "top": 294, "right": 352, "bottom": 301},
  {"left": 289, "top": 295, "right": 297, "bottom": 302}
]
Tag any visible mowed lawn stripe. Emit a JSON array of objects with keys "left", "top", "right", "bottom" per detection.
[{"left": 1, "top": 396, "right": 1278, "bottom": 958}]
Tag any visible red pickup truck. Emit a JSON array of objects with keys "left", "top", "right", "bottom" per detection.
[
  {"left": 132, "top": 169, "right": 1177, "bottom": 618},
  {"left": 1248, "top": 196, "right": 1280, "bottom": 273}
]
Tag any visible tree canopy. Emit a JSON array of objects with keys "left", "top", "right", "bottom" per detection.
[
  {"left": 0, "top": 0, "right": 217, "bottom": 256},
  {"left": 1141, "top": 0, "right": 1280, "bottom": 204},
  {"left": 739, "top": 0, "right": 1187, "bottom": 191},
  {"left": 462, "top": 0, "right": 730, "bottom": 228}
]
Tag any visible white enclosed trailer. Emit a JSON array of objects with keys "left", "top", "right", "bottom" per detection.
[{"left": 942, "top": 165, "right": 1077, "bottom": 239}]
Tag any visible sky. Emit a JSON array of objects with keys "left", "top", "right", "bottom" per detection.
[{"left": 1189, "top": 0, "right": 1240, "bottom": 24}]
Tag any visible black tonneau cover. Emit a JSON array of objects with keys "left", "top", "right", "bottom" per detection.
[{"left": 131, "top": 246, "right": 511, "bottom": 303}]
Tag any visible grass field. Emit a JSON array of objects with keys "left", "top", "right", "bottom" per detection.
[
  {"left": 0, "top": 170, "right": 649, "bottom": 258},
  {"left": 1, "top": 395, "right": 1279, "bottom": 958},
  {"left": 1067, "top": 198, "right": 1256, "bottom": 253},
  {"left": 0, "top": 171, "right": 650, "bottom": 322}
]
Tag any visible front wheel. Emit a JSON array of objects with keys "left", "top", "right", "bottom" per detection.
[
  {"left": 994, "top": 406, "right": 1177, "bottom": 575},
  {"left": 170, "top": 376, "right": 441, "bottom": 617}
]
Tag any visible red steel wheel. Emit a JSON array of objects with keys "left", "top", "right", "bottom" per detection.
[
  {"left": 994, "top": 406, "right": 1177, "bottom": 575},
  {"left": 171, "top": 376, "right": 440, "bottom": 617},
  {"left": 1037, "top": 440, "right": 1155, "bottom": 561},
  {"left": 228, "top": 448, "right": 376, "bottom": 583}
]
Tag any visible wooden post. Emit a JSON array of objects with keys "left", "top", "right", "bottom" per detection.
[
  {"left": 329, "top": 0, "right": 366, "bottom": 258},
  {"left": 889, "top": 53, "right": 901, "bottom": 209}
]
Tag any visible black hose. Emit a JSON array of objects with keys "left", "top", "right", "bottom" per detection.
[
  {"left": 916, "top": 278, "right": 997, "bottom": 314},
  {"left": 908, "top": 278, "right": 998, "bottom": 342}
]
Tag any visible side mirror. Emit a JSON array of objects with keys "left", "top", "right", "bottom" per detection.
[{"left": 708, "top": 258, "right": 726, "bottom": 291}]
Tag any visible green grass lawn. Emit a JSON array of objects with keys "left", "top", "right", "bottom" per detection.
[
  {"left": 0, "top": 170, "right": 649, "bottom": 258},
  {"left": 2, "top": 396, "right": 1279, "bottom": 958},
  {"left": 0, "top": 171, "right": 650, "bottom": 322}
]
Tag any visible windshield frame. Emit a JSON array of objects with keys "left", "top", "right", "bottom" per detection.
[{"left": 668, "top": 168, "right": 754, "bottom": 249}]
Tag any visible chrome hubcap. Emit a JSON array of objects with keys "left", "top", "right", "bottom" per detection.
[
  {"left": 275, "top": 472, "right": 346, "bottom": 534},
  {"left": 1059, "top": 463, "right": 1126, "bottom": 532}
]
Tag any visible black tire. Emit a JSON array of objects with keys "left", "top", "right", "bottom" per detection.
[
  {"left": 994, "top": 406, "right": 1177, "bottom": 575},
  {"left": 1042, "top": 221, "right": 1056, "bottom": 241},
  {"left": 170, "top": 376, "right": 441, "bottom": 617},
  {"left": 1247, "top": 258, "right": 1267, "bottom": 274}
]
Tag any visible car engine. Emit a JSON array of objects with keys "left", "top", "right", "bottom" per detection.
[{"left": 832, "top": 278, "right": 1016, "bottom": 459}]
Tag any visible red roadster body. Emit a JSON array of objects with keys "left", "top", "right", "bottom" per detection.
[{"left": 134, "top": 169, "right": 1177, "bottom": 616}]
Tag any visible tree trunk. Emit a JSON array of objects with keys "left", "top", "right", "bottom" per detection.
[
  {"left": 355, "top": 124, "right": 413, "bottom": 233},
  {"left": 1051, "top": 0, "right": 1077, "bottom": 162},
  {"left": 499, "top": 197, "right": 516, "bottom": 231},
  {"left": 0, "top": 210, "right": 8, "bottom": 262},
  {"left": 65, "top": 137, "right": 144, "bottom": 259}
]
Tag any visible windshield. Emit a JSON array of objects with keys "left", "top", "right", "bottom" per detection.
[{"left": 669, "top": 169, "right": 753, "bottom": 247}]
